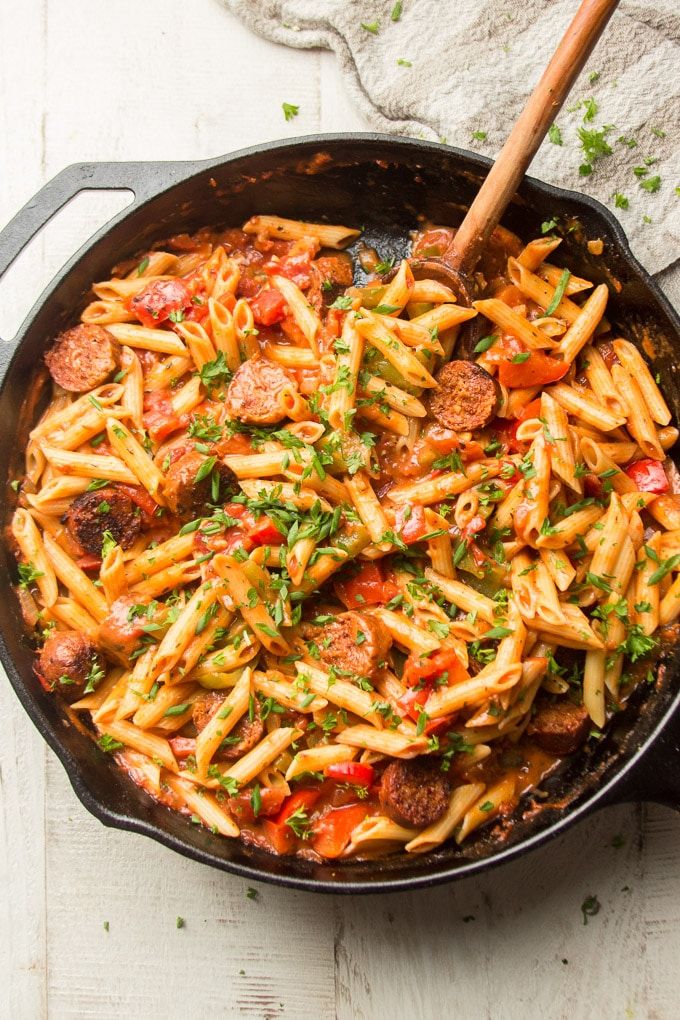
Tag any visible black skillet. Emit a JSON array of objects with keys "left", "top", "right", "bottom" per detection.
[{"left": 1, "top": 134, "right": 679, "bottom": 894}]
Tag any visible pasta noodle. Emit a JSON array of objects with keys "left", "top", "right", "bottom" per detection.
[{"left": 13, "top": 215, "right": 673, "bottom": 867}]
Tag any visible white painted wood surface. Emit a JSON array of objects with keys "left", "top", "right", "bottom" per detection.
[{"left": 1, "top": 3, "right": 679, "bottom": 1017}]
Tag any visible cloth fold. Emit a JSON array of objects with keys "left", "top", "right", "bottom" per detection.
[{"left": 220, "top": 0, "right": 679, "bottom": 277}]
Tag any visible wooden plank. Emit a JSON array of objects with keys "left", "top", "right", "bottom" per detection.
[
  {"left": 0, "top": 2, "right": 49, "bottom": 1016},
  {"left": 44, "top": 755, "right": 335, "bottom": 1019},
  {"left": 334, "top": 804, "right": 680, "bottom": 1019}
]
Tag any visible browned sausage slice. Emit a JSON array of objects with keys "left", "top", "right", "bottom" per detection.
[
  {"left": 380, "top": 757, "right": 452, "bottom": 828},
  {"left": 527, "top": 699, "right": 590, "bottom": 755},
  {"left": 64, "top": 487, "right": 141, "bottom": 556},
  {"left": 192, "top": 690, "right": 264, "bottom": 761},
  {"left": 302, "top": 611, "right": 392, "bottom": 680},
  {"left": 37, "top": 630, "right": 99, "bottom": 701},
  {"left": 44, "top": 324, "right": 119, "bottom": 392},
  {"left": 225, "top": 358, "right": 298, "bottom": 426},
  {"left": 162, "top": 450, "right": 234, "bottom": 519},
  {"left": 427, "top": 360, "right": 498, "bottom": 432}
]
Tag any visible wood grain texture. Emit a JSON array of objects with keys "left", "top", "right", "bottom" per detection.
[{"left": 1, "top": 2, "right": 679, "bottom": 1019}]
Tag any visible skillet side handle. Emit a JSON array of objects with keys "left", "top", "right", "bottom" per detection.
[
  {"left": 605, "top": 714, "right": 680, "bottom": 809},
  {"left": 0, "top": 160, "right": 193, "bottom": 281}
]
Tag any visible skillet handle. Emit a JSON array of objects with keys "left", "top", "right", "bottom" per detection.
[
  {"left": 0, "top": 160, "right": 194, "bottom": 279},
  {"left": 605, "top": 706, "right": 680, "bottom": 809}
]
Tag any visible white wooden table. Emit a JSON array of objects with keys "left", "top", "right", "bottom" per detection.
[{"left": 1, "top": 3, "right": 679, "bottom": 1017}]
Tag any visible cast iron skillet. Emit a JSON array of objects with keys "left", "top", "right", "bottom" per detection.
[{"left": 1, "top": 135, "right": 680, "bottom": 894}]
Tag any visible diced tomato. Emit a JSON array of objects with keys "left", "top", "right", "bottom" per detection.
[
  {"left": 461, "top": 514, "right": 486, "bottom": 540},
  {"left": 143, "top": 390, "right": 183, "bottom": 443},
  {"left": 325, "top": 761, "right": 375, "bottom": 786},
  {"left": 264, "top": 252, "right": 312, "bottom": 288},
  {"left": 310, "top": 804, "right": 371, "bottom": 859},
  {"left": 397, "top": 686, "right": 429, "bottom": 722},
  {"left": 498, "top": 351, "right": 569, "bottom": 389},
  {"left": 468, "top": 540, "right": 488, "bottom": 568},
  {"left": 129, "top": 278, "right": 192, "bottom": 328},
  {"left": 223, "top": 501, "right": 248, "bottom": 520},
  {"left": 76, "top": 553, "right": 102, "bottom": 571},
  {"left": 402, "top": 645, "right": 470, "bottom": 689},
  {"left": 334, "top": 561, "right": 399, "bottom": 609},
  {"left": 324, "top": 307, "right": 344, "bottom": 341},
  {"left": 169, "top": 736, "right": 196, "bottom": 760},
  {"left": 624, "top": 458, "right": 669, "bottom": 494},
  {"left": 249, "top": 287, "right": 287, "bottom": 326},
  {"left": 247, "top": 515, "right": 284, "bottom": 547},
  {"left": 272, "top": 788, "right": 321, "bottom": 826},
  {"left": 492, "top": 418, "right": 526, "bottom": 455},
  {"left": 117, "top": 484, "right": 160, "bottom": 520},
  {"left": 394, "top": 504, "right": 431, "bottom": 545}
]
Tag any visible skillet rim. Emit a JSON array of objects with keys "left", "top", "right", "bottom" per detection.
[{"left": 1, "top": 131, "right": 679, "bottom": 894}]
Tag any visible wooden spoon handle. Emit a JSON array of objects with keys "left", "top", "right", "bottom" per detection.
[{"left": 450, "top": 0, "right": 620, "bottom": 275}]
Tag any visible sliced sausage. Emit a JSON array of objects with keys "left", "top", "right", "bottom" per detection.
[
  {"left": 302, "top": 611, "right": 392, "bottom": 680},
  {"left": 64, "top": 487, "right": 141, "bottom": 556},
  {"left": 225, "top": 358, "right": 298, "bottom": 426},
  {"left": 314, "top": 254, "right": 354, "bottom": 288},
  {"left": 44, "top": 324, "right": 119, "bottom": 392},
  {"left": 37, "top": 630, "right": 99, "bottom": 701},
  {"left": 526, "top": 698, "right": 590, "bottom": 755},
  {"left": 162, "top": 450, "right": 234, "bottom": 519},
  {"left": 380, "top": 756, "right": 452, "bottom": 828},
  {"left": 427, "top": 360, "right": 498, "bottom": 432},
  {"left": 192, "top": 690, "right": 264, "bottom": 762}
]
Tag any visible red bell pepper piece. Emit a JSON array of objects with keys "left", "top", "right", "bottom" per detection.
[
  {"left": 498, "top": 351, "right": 569, "bottom": 389},
  {"left": 517, "top": 397, "right": 543, "bottom": 422},
  {"left": 117, "top": 484, "right": 160, "bottom": 519},
  {"left": 397, "top": 686, "right": 429, "bottom": 722},
  {"left": 249, "top": 287, "right": 287, "bottom": 326},
  {"left": 310, "top": 804, "right": 370, "bottom": 859},
  {"left": 143, "top": 390, "right": 183, "bottom": 443},
  {"left": 624, "top": 458, "right": 669, "bottom": 494},
  {"left": 394, "top": 504, "right": 431, "bottom": 545},
  {"left": 130, "top": 278, "right": 192, "bottom": 328},
  {"left": 247, "top": 515, "right": 284, "bottom": 546},
  {"left": 334, "top": 561, "right": 399, "bottom": 609},
  {"left": 402, "top": 645, "right": 470, "bottom": 689},
  {"left": 272, "top": 788, "right": 321, "bottom": 826},
  {"left": 325, "top": 761, "right": 375, "bottom": 786}
]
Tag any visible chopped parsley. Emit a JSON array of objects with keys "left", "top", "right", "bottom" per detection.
[
  {"left": 548, "top": 124, "right": 563, "bottom": 146},
  {"left": 282, "top": 102, "right": 299, "bottom": 121},
  {"left": 580, "top": 894, "right": 601, "bottom": 925},
  {"left": 545, "top": 269, "right": 571, "bottom": 315}
]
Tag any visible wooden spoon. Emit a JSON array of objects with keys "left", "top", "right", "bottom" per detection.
[{"left": 404, "top": 0, "right": 620, "bottom": 312}]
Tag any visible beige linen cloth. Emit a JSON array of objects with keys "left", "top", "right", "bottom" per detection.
[{"left": 220, "top": 0, "right": 679, "bottom": 292}]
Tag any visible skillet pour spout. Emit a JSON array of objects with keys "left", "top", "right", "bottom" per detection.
[{"left": 1, "top": 134, "right": 679, "bottom": 894}]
